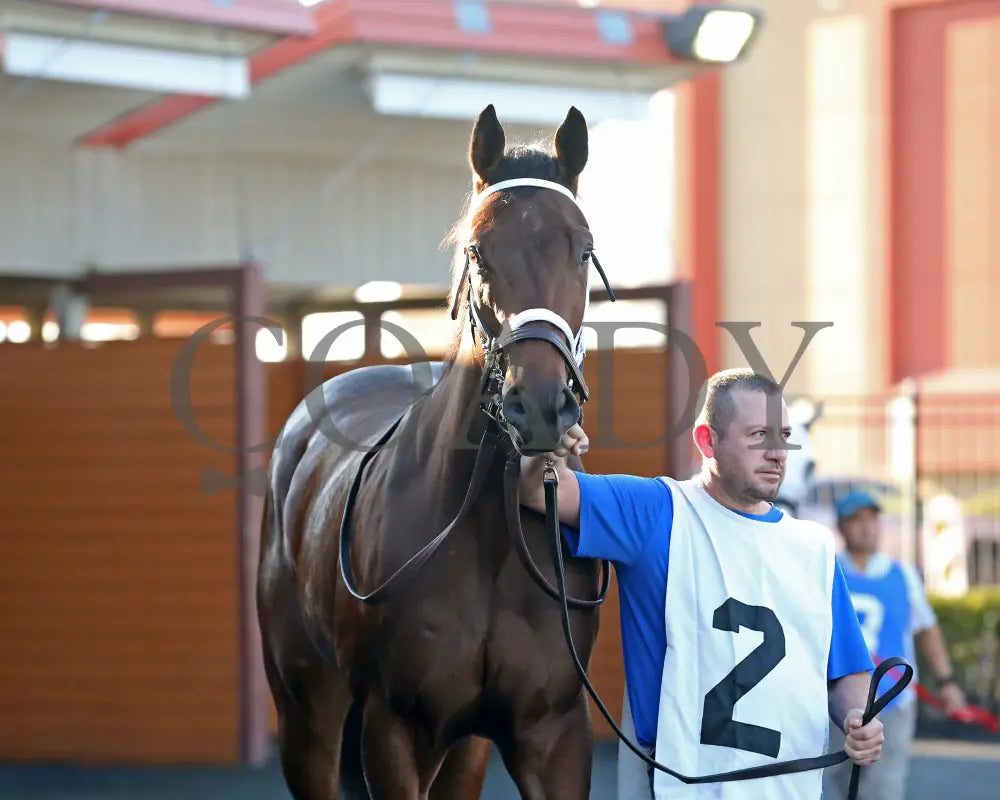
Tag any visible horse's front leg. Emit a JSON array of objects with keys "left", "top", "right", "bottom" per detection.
[
  {"left": 500, "top": 700, "right": 594, "bottom": 800},
  {"left": 360, "top": 691, "right": 444, "bottom": 800},
  {"left": 429, "top": 736, "right": 492, "bottom": 799}
]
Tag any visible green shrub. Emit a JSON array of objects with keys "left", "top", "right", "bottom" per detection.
[{"left": 922, "top": 588, "right": 1000, "bottom": 715}]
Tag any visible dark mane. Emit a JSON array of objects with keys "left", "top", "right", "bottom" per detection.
[{"left": 440, "top": 143, "right": 572, "bottom": 359}]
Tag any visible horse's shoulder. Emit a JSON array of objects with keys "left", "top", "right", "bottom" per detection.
[{"left": 317, "top": 362, "right": 445, "bottom": 407}]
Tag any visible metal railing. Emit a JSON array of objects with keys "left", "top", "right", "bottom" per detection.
[{"left": 797, "top": 383, "right": 1000, "bottom": 590}]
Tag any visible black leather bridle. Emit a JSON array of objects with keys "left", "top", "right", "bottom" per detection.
[
  {"left": 458, "top": 239, "right": 612, "bottom": 434},
  {"left": 448, "top": 177, "right": 617, "bottom": 422}
]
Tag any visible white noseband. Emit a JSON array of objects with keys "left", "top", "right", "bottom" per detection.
[{"left": 469, "top": 178, "right": 591, "bottom": 368}]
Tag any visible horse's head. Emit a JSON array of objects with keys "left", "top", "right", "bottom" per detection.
[
  {"left": 774, "top": 399, "right": 823, "bottom": 515},
  {"left": 449, "top": 104, "right": 613, "bottom": 455}
]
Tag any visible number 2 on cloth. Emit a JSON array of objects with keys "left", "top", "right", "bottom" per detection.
[{"left": 700, "top": 598, "right": 786, "bottom": 758}]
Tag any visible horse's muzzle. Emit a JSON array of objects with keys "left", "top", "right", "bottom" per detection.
[{"left": 501, "top": 380, "right": 580, "bottom": 455}]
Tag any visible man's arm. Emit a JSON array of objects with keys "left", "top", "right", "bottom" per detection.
[
  {"left": 828, "top": 672, "right": 884, "bottom": 766},
  {"left": 915, "top": 624, "right": 956, "bottom": 681},
  {"left": 827, "top": 557, "right": 883, "bottom": 765},
  {"left": 517, "top": 423, "right": 671, "bottom": 565},
  {"left": 519, "top": 452, "right": 581, "bottom": 526},
  {"left": 901, "top": 562, "right": 967, "bottom": 713},
  {"left": 828, "top": 672, "right": 870, "bottom": 732},
  {"left": 916, "top": 625, "right": 967, "bottom": 713},
  {"left": 517, "top": 423, "right": 587, "bottom": 526}
]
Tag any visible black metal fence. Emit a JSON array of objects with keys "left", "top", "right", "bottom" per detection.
[{"left": 796, "top": 383, "right": 1000, "bottom": 590}]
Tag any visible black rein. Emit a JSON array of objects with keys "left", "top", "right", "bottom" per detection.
[{"left": 338, "top": 414, "right": 610, "bottom": 610}]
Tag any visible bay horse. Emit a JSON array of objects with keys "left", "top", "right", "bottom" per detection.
[{"left": 257, "top": 105, "right": 615, "bottom": 799}]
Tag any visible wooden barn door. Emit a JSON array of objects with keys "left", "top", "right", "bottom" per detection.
[
  {"left": 0, "top": 339, "right": 242, "bottom": 762},
  {"left": 0, "top": 264, "right": 269, "bottom": 765}
]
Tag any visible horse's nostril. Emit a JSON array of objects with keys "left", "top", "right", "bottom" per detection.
[
  {"left": 501, "top": 391, "right": 528, "bottom": 428},
  {"left": 557, "top": 386, "right": 580, "bottom": 430},
  {"left": 504, "top": 400, "right": 524, "bottom": 417},
  {"left": 501, "top": 383, "right": 580, "bottom": 448}
]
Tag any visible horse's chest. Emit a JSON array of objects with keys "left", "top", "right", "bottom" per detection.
[{"left": 357, "top": 494, "right": 596, "bottom": 725}]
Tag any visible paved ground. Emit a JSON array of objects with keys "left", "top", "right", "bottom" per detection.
[{"left": 2, "top": 739, "right": 998, "bottom": 799}]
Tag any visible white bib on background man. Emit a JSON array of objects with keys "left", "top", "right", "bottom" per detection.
[{"left": 649, "top": 478, "right": 835, "bottom": 800}]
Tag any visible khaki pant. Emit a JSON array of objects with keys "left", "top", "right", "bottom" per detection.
[
  {"left": 822, "top": 700, "right": 917, "bottom": 800},
  {"left": 617, "top": 689, "right": 657, "bottom": 800}
]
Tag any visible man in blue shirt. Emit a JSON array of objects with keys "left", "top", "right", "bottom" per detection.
[
  {"left": 822, "top": 490, "right": 966, "bottom": 800},
  {"left": 519, "top": 369, "right": 884, "bottom": 798}
]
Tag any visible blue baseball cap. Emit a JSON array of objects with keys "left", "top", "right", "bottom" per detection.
[{"left": 835, "top": 489, "right": 882, "bottom": 520}]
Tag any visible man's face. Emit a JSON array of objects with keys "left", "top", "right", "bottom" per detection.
[
  {"left": 839, "top": 507, "right": 881, "bottom": 555},
  {"left": 712, "top": 389, "right": 791, "bottom": 506}
]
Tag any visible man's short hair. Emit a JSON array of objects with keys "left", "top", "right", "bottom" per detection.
[{"left": 696, "top": 368, "right": 783, "bottom": 436}]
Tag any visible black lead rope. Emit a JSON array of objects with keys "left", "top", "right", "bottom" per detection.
[
  {"left": 540, "top": 465, "right": 913, "bottom": 795},
  {"left": 847, "top": 655, "right": 914, "bottom": 798}
]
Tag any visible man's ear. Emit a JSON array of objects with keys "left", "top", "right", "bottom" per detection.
[{"left": 693, "top": 424, "right": 715, "bottom": 459}]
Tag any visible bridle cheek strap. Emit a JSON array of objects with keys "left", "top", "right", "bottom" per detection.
[{"left": 459, "top": 176, "right": 612, "bottom": 400}]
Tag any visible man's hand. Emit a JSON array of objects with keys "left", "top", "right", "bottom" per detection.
[
  {"left": 843, "top": 709, "right": 884, "bottom": 766},
  {"left": 548, "top": 423, "right": 589, "bottom": 459},
  {"left": 516, "top": 424, "right": 588, "bottom": 525},
  {"left": 938, "top": 681, "right": 967, "bottom": 715}
]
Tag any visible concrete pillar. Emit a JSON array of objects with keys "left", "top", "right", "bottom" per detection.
[
  {"left": 135, "top": 309, "right": 156, "bottom": 338},
  {"left": 24, "top": 305, "right": 46, "bottom": 342}
]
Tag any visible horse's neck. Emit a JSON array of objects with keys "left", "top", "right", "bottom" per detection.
[{"left": 418, "top": 330, "right": 494, "bottom": 488}]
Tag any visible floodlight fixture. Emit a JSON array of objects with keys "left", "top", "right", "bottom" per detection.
[{"left": 664, "top": 4, "right": 765, "bottom": 64}]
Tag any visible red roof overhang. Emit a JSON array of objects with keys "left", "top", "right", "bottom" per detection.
[
  {"left": 80, "top": 0, "right": 695, "bottom": 149},
  {"left": 42, "top": 0, "right": 317, "bottom": 36}
]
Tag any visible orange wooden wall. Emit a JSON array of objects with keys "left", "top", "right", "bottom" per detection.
[{"left": 0, "top": 340, "right": 240, "bottom": 763}]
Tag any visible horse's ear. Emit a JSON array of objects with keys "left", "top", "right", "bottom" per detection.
[
  {"left": 790, "top": 397, "right": 824, "bottom": 430},
  {"left": 554, "top": 106, "right": 589, "bottom": 187},
  {"left": 470, "top": 104, "right": 505, "bottom": 183},
  {"left": 805, "top": 399, "right": 824, "bottom": 430}
]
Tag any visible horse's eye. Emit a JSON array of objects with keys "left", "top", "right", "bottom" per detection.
[
  {"left": 582, "top": 250, "right": 593, "bottom": 265},
  {"left": 467, "top": 246, "right": 489, "bottom": 278}
]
